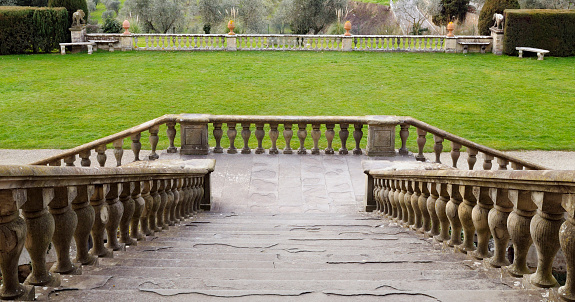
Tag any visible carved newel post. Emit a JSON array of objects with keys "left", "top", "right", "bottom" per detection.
[{"left": 559, "top": 194, "right": 575, "bottom": 301}]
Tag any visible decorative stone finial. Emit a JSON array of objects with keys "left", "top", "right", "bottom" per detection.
[
  {"left": 228, "top": 20, "right": 235, "bottom": 35},
  {"left": 122, "top": 20, "right": 130, "bottom": 35},
  {"left": 344, "top": 21, "right": 351, "bottom": 36},
  {"left": 446, "top": 22, "right": 455, "bottom": 37}
]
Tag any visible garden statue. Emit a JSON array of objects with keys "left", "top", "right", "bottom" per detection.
[
  {"left": 493, "top": 13, "right": 504, "bottom": 30},
  {"left": 72, "top": 9, "right": 86, "bottom": 28}
]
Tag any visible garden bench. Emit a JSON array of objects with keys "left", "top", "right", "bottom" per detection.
[
  {"left": 516, "top": 47, "right": 550, "bottom": 60},
  {"left": 59, "top": 42, "right": 95, "bottom": 55},
  {"left": 89, "top": 39, "right": 119, "bottom": 52},
  {"left": 458, "top": 41, "right": 490, "bottom": 54}
]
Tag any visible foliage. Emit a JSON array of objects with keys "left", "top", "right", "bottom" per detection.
[
  {"left": 432, "top": 0, "right": 470, "bottom": 26},
  {"left": 503, "top": 9, "right": 575, "bottom": 56},
  {"left": 478, "top": 0, "right": 519, "bottom": 35},
  {"left": 235, "top": 0, "right": 268, "bottom": 33},
  {"left": 105, "top": 0, "right": 119, "bottom": 13},
  {"left": 0, "top": 0, "right": 48, "bottom": 5},
  {"left": 48, "top": 0, "right": 89, "bottom": 28},
  {"left": 122, "top": 0, "right": 187, "bottom": 33},
  {"left": 198, "top": 0, "right": 224, "bottom": 33},
  {"left": 102, "top": 15, "right": 120, "bottom": 32},
  {"left": 519, "top": 0, "right": 574, "bottom": 8},
  {"left": 101, "top": 9, "right": 113, "bottom": 19},
  {"left": 394, "top": 0, "right": 439, "bottom": 34},
  {"left": 288, "top": 0, "right": 347, "bottom": 34},
  {"left": 0, "top": 6, "right": 67, "bottom": 54},
  {"left": 87, "top": 0, "right": 96, "bottom": 11},
  {"left": 271, "top": 0, "right": 291, "bottom": 33}
]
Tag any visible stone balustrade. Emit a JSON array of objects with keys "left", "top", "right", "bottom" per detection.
[
  {"left": 352, "top": 35, "right": 446, "bottom": 52},
  {"left": 365, "top": 168, "right": 575, "bottom": 301},
  {"left": 0, "top": 160, "right": 214, "bottom": 300},
  {"left": 132, "top": 34, "right": 227, "bottom": 51}
]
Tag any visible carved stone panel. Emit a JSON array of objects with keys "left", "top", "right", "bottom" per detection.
[
  {"left": 367, "top": 125, "right": 396, "bottom": 157},
  {"left": 180, "top": 123, "right": 209, "bottom": 155}
]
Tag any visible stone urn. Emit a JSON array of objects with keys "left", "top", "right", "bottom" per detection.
[
  {"left": 122, "top": 20, "right": 130, "bottom": 35},
  {"left": 344, "top": 21, "right": 352, "bottom": 36},
  {"left": 446, "top": 22, "right": 455, "bottom": 37},
  {"left": 228, "top": 20, "right": 235, "bottom": 35}
]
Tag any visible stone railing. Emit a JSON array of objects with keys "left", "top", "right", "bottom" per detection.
[
  {"left": 352, "top": 35, "right": 446, "bottom": 52},
  {"left": 30, "top": 114, "right": 545, "bottom": 171},
  {"left": 0, "top": 160, "right": 215, "bottom": 300},
  {"left": 365, "top": 168, "right": 574, "bottom": 301},
  {"left": 133, "top": 34, "right": 227, "bottom": 51}
]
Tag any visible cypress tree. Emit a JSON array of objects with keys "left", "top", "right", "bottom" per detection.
[
  {"left": 478, "top": 0, "right": 520, "bottom": 35},
  {"left": 433, "top": 0, "right": 470, "bottom": 26},
  {"left": 48, "top": 0, "right": 89, "bottom": 28}
]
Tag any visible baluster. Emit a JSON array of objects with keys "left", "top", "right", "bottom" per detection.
[
  {"left": 377, "top": 179, "right": 386, "bottom": 215},
  {"left": 483, "top": 154, "right": 494, "bottom": 170},
  {"left": 383, "top": 179, "right": 391, "bottom": 216},
  {"left": 297, "top": 123, "right": 307, "bottom": 154},
  {"left": 185, "top": 178, "right": 194, "bottom": 217},
  {"left": 119, "top": 182, "right": 136, "bottom": 246},
  {"left": 390, "top": 179, "right": 400, "bottom": 221},
  {"left": 72, "top": 185, "right": 97, "bottom": 265},
  {"left": 419, "top": 182, "right": 431, "bottom": 233},
  {"left": 140, "top": 180, "right": 154, "bottom": 236},
  {"left": 451, "top": 142, "right": 461, "bottom": 168},
  {"left": 164, "top": 179, "right": 175, "bottom": 226},
  {"left": 325, "top": 124, "right": 335, "bottom": 154},
  {"left": 433, "top": 135, "right": 444, "bottom": 164},
  {"left": 398, "top": 180, "right": 407, "bottom": 224},
  {"left": 506, "top": 190, "right": 536, "bottom": 276},
  {"left": 149, "top": 125, "right": 160, "bottom": 160},
  {"left": 130, "top": 181, "right": 145, "bottom": 241},
  {"left": 353, "top": 124, "right": 363, "bottom": 155},
  {"left": 173, "top": 179, "right": 181, "bottom": 222},
  {"left": 79, "top": 150, "right": 91, "bottom": 167},
  {"left": 149, "top": 180, "right": 161, "bottom": 233},
  {"left": 158, "top": 180, "right": 169, "bottom": 230},
  {"left": 559, "top": 194, "right": 575, "bottom": 301},
  {"left": 374, "top": 179, "right": 382, "bottom": 213},
  {"left": 213, "top": 123, "right": 224, "bottom": 153},
  {"left": 241, "top": 123, "right": 252, "bottom": 154},
  {"left": 434, "top": 183, "right": 450, "bottom": 242},
  {"left": 49, "top": 186, "right": 80, "bottom": 274},
  {"left": 339, "top": 123, "right": 349, "bottom": 155},
  {"left": 96, "top": 144, "right": 107, "bottom": 167},
  {"left": 22, "top": 188, "right": 61, "bottom": 286},
  {"left": 511, "top": 162, "right": 523, "bottom": 170},
  {"left": 283, "top": 124, "right": 293, "bottom": 154},
  {"left": 269, "top": 123, "right": 279, "bottom": 154},
  {"left": 255, "top": 123, "right": 265, "bottom": 154},
  {"left": 227, "top": 123, "right": 238, "bottom": 154},
  {"left": 131, "top": 133, "right": 142, "bottom": 161},
  {"left": 416, "top": 128, "right": 427, "bottom": 161},
  {"left": 64, "top": 155, "right": 75, "bottom": 166},
  {"left": 446, "top": 184, "right": 463, "bottom": 247},
  {"left": 487, "top": 188, "right": 513, "bottom": 267},
  {"left": 399, "top": 124, "right": 409, "bottom": 155},
  {"left": 166, "top": 122, "right": 177, "bottom": 153},
  {"left": 411, "top": 181, "right": 422, "bottom": 229},
  {"left": 529, "top": 192, "right": 565, "bottom": 288},
  {"left": 113, "top": 139, "right": 123, "bottom": 166},
  {"left": 311, "top": 124, "right": 321, "bottom": 154},
  {"left": 467, "top": 148, "right": 478, "bottom": 170},
  {"left": 498, "top": 158, "right": 509, "bottom": 170},
  {"left": 427, "top": 182, "right": 440, "bottom": 237},
  {"left": 0, "top": 189, "right": 33, "bottom": 300},
  {"left": 471, "top": 187, "right": 494, "bottom": 259},
  {"left": 188, "top": 178, "right": 197, "bottom": 214},
  {"left": 457, "top": 185, "right": 476, "bottom": 253},
  {"left": 404, "top": 181, "right": 415, "bottom": 226},
  {"left": 105, "top": 183, "right": 124, "bottom": 251}
]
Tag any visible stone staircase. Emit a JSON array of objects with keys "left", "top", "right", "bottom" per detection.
[{"left": 45, "top": 211, "right": 546, "bottom": 301}]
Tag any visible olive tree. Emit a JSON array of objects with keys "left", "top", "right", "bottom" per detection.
[
  {"left": 288, "top": 0, "right": 347, "bottom": 34},
  {"left": 122, "top": 0, "right": 190, "bottom": 33}
]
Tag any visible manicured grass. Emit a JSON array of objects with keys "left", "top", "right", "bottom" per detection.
[
  {"left": 0, "top": 51, "right": 574, "bottom": 152},
  {"left": 354, "top": 0, "right": 391, "bottom": 6}
]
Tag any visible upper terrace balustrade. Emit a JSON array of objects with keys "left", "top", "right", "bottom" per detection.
[{"left": 0, "top": 160, "right": 214, "bottom": 300}]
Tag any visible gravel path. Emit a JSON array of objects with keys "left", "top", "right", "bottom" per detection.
[{"left": 1, "top": 149, "right": 575, "bottom": 170}]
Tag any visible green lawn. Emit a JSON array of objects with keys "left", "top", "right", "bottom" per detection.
[
  {"left": 354, "top": 0, "right": 391, "bottom": 6},
  {"left": 0, "top": 51, "right": 574, "bottom": 152}
]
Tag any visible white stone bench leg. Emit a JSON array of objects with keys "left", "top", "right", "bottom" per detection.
[
  {"left": 481, "top": 45, "right": 486, "bottom": 54},
  {"left": 462, "top": 45, "right": 468, "bottom": 54},
  {"left": 518, "top": 50, "right": 523, "bottom": 58},
  {"left": 88, "top": 44, "right": 93, "bottom": 55},
  {"left": 109, "top": 43, "right": 114, "bottom": 52},
  {"left": 537, "top": 52, "right": 544, "bottom": 60},
  {"left": 60, "top": 45, "right": 66, "bottom": 55}
]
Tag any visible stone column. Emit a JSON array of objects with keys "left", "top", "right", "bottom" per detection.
[{"left": 490, "top": 27, "right": 504, "bottom": 55}]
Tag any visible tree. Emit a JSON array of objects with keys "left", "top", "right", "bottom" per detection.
[
  {"left": 519, "top": 0, "right": 574, "bottom": 8},
  {"left": 122, "top": 0, "right": 189, "bottom": 33},
  {"left": 393, "top": 0, "right": 440, "bottom": 34},
  {"left": 105, "top": 0, "right": 120, "bottom": 14},
  {"left": 198, "top": 0, "right": 224, "bottom": 33},
  {"left": 478, "top": 0, "right": 519, "bottom": 35},
  {"left": 432, "top": 0, "right": 469, "bottom": 26},
  {"left": 236, "top": 0, "right": 268, "bottom": 33},
  {"left": 288, "top": 0, "right": 347, "bottom": 34},
  {"left": 271, "top": 0, "right": 292, "bottom": 33},
  {"left": 0, "top": 0, "right": 48, "bottom": 5},
  {"left": 48, "top": 0, "right": 89, "bottom": 26}
]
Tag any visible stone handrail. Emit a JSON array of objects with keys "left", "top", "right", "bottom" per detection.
[
  {"left": 399, "top": 116, "right": 548, "bottom": 170},
  {"left": 365, "top": 168, "right": 574, "bottom": 301},
  {"left": 0, "top": 160, "right": 215, "bottom": 300}
]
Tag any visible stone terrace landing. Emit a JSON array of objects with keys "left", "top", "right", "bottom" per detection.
[{"left": 40, "top": 154, "right": 549, "bottom": 301}]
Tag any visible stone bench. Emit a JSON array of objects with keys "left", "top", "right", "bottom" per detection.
[
  {"left": 59, "top": 42, "right": 95, "bottom": 55},
  {"left": 89, "top": 40, "right": 118, "bottom": 52},
  {"left": 516, "top": 47, "right": 550, "bottom": 60},
  {"left": 458, "top": 41, "right": 490, "bottom": 54}
]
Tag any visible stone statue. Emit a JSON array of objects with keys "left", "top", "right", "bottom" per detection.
[
  {"left": 493, "top": 13, "right": 504, "bottom": 30},
  {"left": 72, "top": 9, "right": 86, "bottom": 28}
]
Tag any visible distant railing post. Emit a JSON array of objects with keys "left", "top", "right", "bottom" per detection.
[
  {"left": 120, "top": 20, "right": 133, "bottom": 51},
  {"left": 366, "top": 116, "right": 398, "bottom": 157},
  {"left": 227, "top": 20, "right": 237, "bottom": 51},
  {"left": 445, "top": 22, "right": 456, "bottom": 53}
]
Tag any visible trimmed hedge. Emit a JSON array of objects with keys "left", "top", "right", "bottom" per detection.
[
  {"left": 503, "top": 9, "right": 575, "bottom": 57},
  {"left": 48, "top": 0, "right": 88, "bottom": 28},
  {"left": 478, "top": 0, "right": 520, "bottom": 35},
  {"left": 0, "top": 6, "right": 68, "bottom": 54}
]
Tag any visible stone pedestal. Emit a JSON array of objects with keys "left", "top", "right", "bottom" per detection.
[
  {"left": 226, "top": 36, "right": 237, "bottom": 51},
  {"left": 119, "top": 34, "right": 133, "bottom": 51},
  {"left": 366, "top": 116, "right": 399, "bottom": 157},
  {"left": 445, "top": 37, "right": 457, "bottom": 53},
  {"left": 70, "top": 27, "right": 86, "bottom": 43},
  {"left": 180, "top": 123, "right": 209, "bottom": 155},
  {"left": 490, "top": 27, "right": 504, "bottom": 55},
  {"left": 342, "top": 37, "right": 352, "bottom": 52}
]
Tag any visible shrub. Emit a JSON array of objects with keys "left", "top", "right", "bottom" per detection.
[
  {"left": 503, "top": 9, "right": 575, "bottom": 56},
  {"left": 48, "top": 0, "right": 89, "bottom": 27},
  {"left": 478, "top": 0, "right": 520, "bottom": 35},
  {"left": 102, "top": 17, "right": 121, "bottom": 33},
  {"left": 0, "top": 6, "right": 68, "bottom": 54}
]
